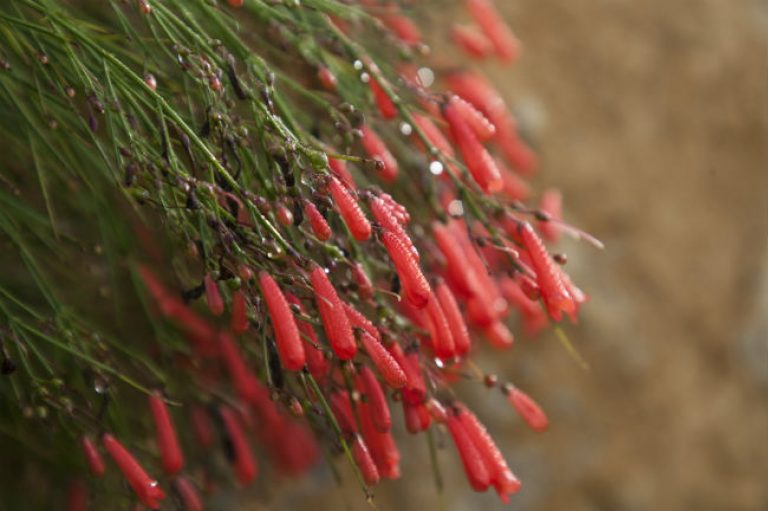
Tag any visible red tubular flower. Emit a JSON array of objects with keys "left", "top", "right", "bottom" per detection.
[
  {"left": 317, "top": 66, "right": 337, "bottom": 91},
  {"left": 378, "top": 192, "right": 410, "bottom": 225},
  {"left": 358, "top": 365, "right": 391, "bottom": 432},
  {"left": 380, "top": 230, "right": 431, "bottom": 308},
  {"left": 286, "top": 293, "right": 329, "bottom": 380},
  {"left": 275, "top": 202, "right": 294, "bottom": 227},
  {"left": 518, "top": 222, "right": 575, "bottom": 321},
  {"left": 327, "top": 153, "right": 356, "bottom": 189},
  {"left": 331, "top": 391, "right": 358, "bottom": 435},
  {"left": 149, "top": 391, "right": 184, "bottom": 476},
  {"left": 219, "top": 332, "right": 260, "bottom": 403},
  {"left": 370, "top": 196, "right": 419, "bottom": 261},
  {"left": 410, "top": 113, "right": 456, "bottom": 171},
  {"left": 190, "top": 405, "right": 215, "bottom": 450},
  {"left": 538, "top": 188, "right": 563, "bottom": 242},
  {"left": 226, "top": 0, "right": 244, "bottom": 7},
  {"left": 446, "top": 72, "right": 506, "bottom": 123},
  {"left": 425, "top": 293, "right": 456, "bottom": 360},
  {"left": 230, "top": 289, "right": 249, "bottom": 334},
  {"left": 351, "top": 262, "right": 374, "bottom": 300},
  {"left": 507, "top": 386, "right": 549, "bottom": 432},
  {"left": 342, "top": 301, "right": 380, "bottom": 342},
  {"left": 451, "top": 95, "right": 496, "bottom": 140},
  {"left": 361, "top": 125, "right": 399, "bottom": 182},
  {"left": 456, "top": 405, "right": 521, "bottom": 502},
  {"left": 327, "top": 176, "right": 372, "bottom": 241},
  {"left": 369, "top": 77, "right": 397, "bottom": 120},
  {"left": 402, "top": 401, "right": 432, "bottom": 433},
  {"left": 81, "top": 436, "right": 105, "bottom": 477},
  {"left": 388, "top": 343, "right": 426, "bottom": 405},
  {"left": 267, "top": 419, "right": 320, "bottom": 476},
  {"left": 379, "top": 12, "right": 422, "bottom": 46},
  {"left": 259, "top": 271, "right": 306, "bottom": 371},
  {"left": 435, "top": 279, "right": 472, "bottom": 356},
  {"left": 219, "top": 405, "right": 258, "bottom": 485},
  {"left": 304, "top": 200, "right": 332, "bottom": 241},
  {"left": 359, "top": 330, "right": 407, "bottom": 389},
  {"left": 351, "top": 434, "right": 381, "bottom": 486},
  {"left": 451, "top": 24, "right": 494, "bottom": 58},
  {"left": 204, "top": 274, "right": 224, "bottom": 316},
  {"left": 499, "top": 277, "right": 548, "bottom": 336},
  {"left": 309, "top": 264, "right": 357, "bottom": 360},
  {"left": 173, "top": 476, "right": 203, "bottom": 511},
  {"left": 433, "top": 222, "right": 481, "bottom": 298},
  {"left": 103, "top": 433, "right": 166, "bottom": 509},
  {"left": 442, "top": 97, "right": 503, "bottom": 194},
  {"left": 446, "top": 412, "right": 491, "bottom": 492},
  {"left": 358, "top": 400, "right": 401, "bottom": 479},
  {"left": 466, "top": 0, "right": 521, "bottom": 62},
  {"left": 67, "top": 479, "right": 88, "bottom": 511},
  {"left": 483, "top": 321, "right": 515, "bottom": 350}
]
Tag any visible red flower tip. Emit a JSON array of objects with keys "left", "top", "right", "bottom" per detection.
[
  {"left": 380, "top": 230, "right": 431, "bottom": 308},
  {"left": 259, "top": 271, "right": 306, "bottom": 371},
  {"left": 219, "top": 406, "right": 258, "bottom": 485},
  {"left": 467, "top": 0, "right": 522, "bottom": 62},
  {"left": 483, "top": 321, "right": 515, "bottom": 350},
  {"left": 351, "top": 434, "right": 381, "bottom": 486},
  {"left": 204, "top": 274, "right": 224, "bottom": 316},
  {"left": 304, "top": 200, "right": 333, "bottom": 241},
  {"left": 317, "top": 66, "right": 337, "bottom": 91},
  {"left": 435, "top": 280, "right": 472, "bottom": 356},
  {"left": 442, "top": 97, "right": 503, "bottom": 194},
  {"left": 507, "top": 387, "right": 549, "bottom": 432},
  {"left": 286, "top": 293, "right": 330, "bottom": 380},
  {"left": 451, "top": 24, "right": 494, "bottom": 58},
  {"left": 81, "top": 435, "right": 106, "bottom": 477},
  {"left": 357, "top": 365, "right": 392, "bottom": 433},
  {"left": 328, "top": 176, "right": 372, "bottom": 241},
  {"left": 446, "top": 412, "right": 491, "bottom": 492},
  {"left": 309, "top": 264, "right": 357, "bottom": 360},
  {"left": 148, "top": 391, "right": 184, "bottom": 476},
  {"left": 230, "top": 288, "right": 249, "bottom": 334},
  {"left": 518, "top": 222, "right": 576, "bottom": 321},
  {"left": 369, "top": 77, "right": 398, "bottom": 120},
  {"left": 359, "top": 329, "right": 407, "bottom": 389},
  {"left": 102, "top": 433, "right": 166, "bottom": 509},
  {"left": 361, "top": 125, "right": 399, "bottom": 182}
]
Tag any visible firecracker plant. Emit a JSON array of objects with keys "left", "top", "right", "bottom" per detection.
[{"left": 0, "top": 0, "right": 601, "bottom": 509}]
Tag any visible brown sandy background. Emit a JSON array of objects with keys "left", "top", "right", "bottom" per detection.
[{"left": 241, "top": 1, "right": 768, "bottom": 510}]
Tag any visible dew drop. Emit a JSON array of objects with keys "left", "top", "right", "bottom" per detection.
[
  {"left": 448, "top": 199, "right": 464, "bottom": 216},
  {"left": 429, "top": 161, "right": 444, "bottom": 175},
  {"left": 353, "top": 60, "right": 364, "bottom": 70},
  {"left": 417, "top": 67, "right": 434, "bottom": 88},
  {"left": 399, "top": 122, "right": 412, "bottom": 136},
  {"left": 360, "top": 72, "right": 370, "bottom": 83}
]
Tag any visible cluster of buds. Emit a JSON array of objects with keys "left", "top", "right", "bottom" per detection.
[{"left": 0, "top": 0, "right": 596, "bottom": 509}]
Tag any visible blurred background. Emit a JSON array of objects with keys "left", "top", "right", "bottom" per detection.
[{"left": 249, "top": 1, "right": 768, "bottom": 510}]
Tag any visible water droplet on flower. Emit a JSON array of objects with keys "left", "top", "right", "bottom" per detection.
[
  {"left": 353, "top": 60, "right": 363, "bottom": 70},
  {"left": 429, "top": 161, "right": 444, "bottom": 175},
  {"left": 360, "top": 72, "right": 370, "bottom": 83},
  {"left": 417, "top": 67, "right": 434, "bottom": 87},
  {"left": 399, "top": 122, "right": 412, "bottom": 136},
  {"left": 434, "top": 357, "right": 445, "bottom": 368},
  {"left": 448, "top": 199, "right": 464, "bottom": 216}
]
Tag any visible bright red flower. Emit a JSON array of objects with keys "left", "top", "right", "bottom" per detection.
[
  {"left": 103, "top": 433, "right": 166, "bottom": 509},
  {"left": 259, "top": 271, "right": 306, "bottom": 371},
  {"left": 148, "top": 391, "right": 184, "bottom": 475}
]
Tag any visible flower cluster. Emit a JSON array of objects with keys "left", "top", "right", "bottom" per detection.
[{"left": 0, "top": 0, "right": 597, "bottom": 509}]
